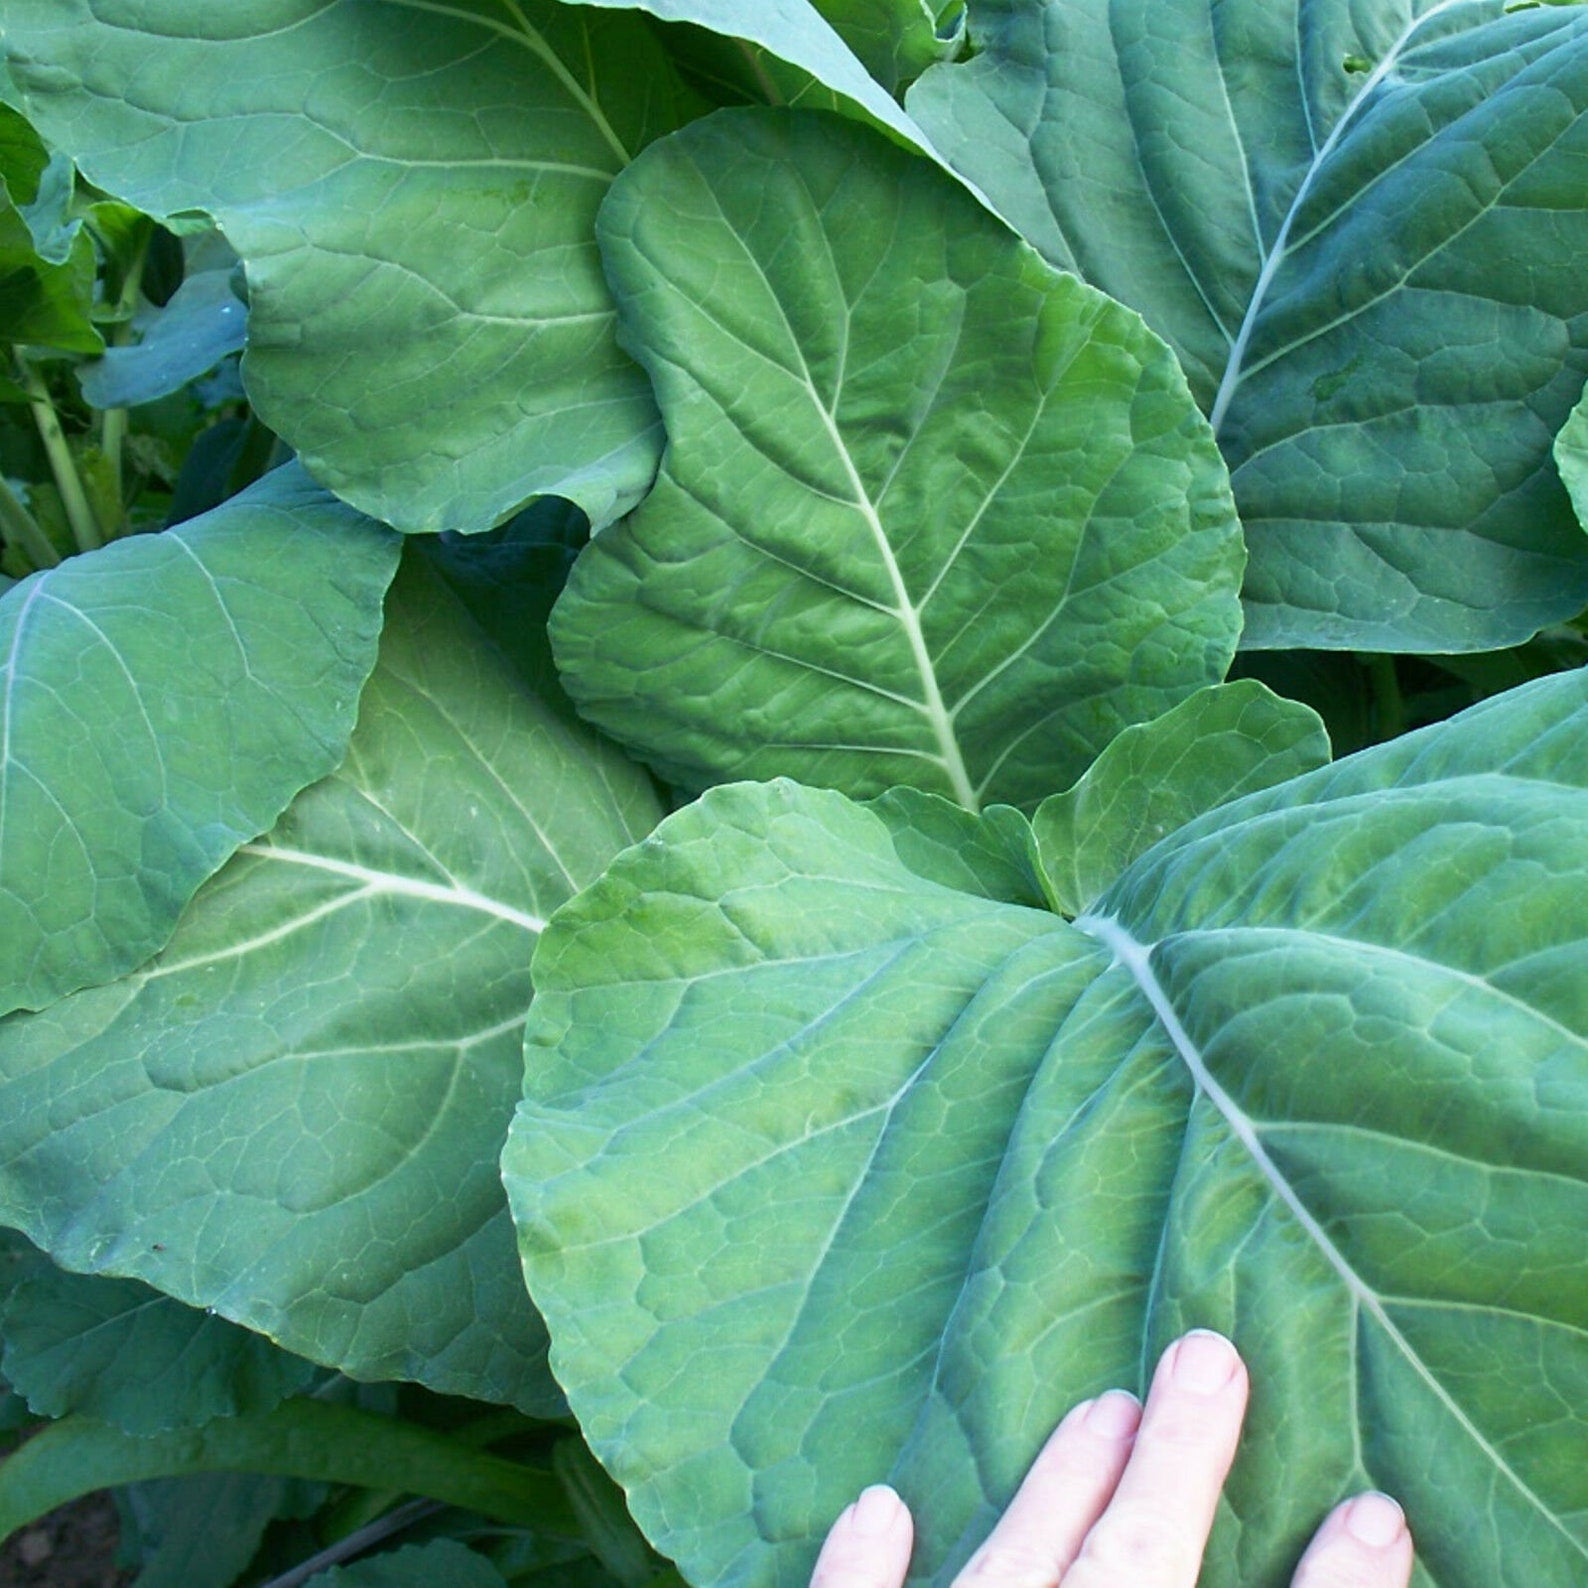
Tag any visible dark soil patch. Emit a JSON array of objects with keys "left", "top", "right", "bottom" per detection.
[{"left": 0, "top": 1494, "right": 132, "bottom": 1588}]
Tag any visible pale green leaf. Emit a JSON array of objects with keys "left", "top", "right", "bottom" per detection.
[
  {"left": 908, "top": 0, "right": 1588, "bottom": 650},
  {"left": 553, "top": 109, "right": 1243, "bottom": 811},
  {"left": 1030, "top": 680, "right": 1330, "bottom": 915},
  {"left": 1, "top": 1, "right": 706, "bottom": 532},
  {"left": 0, "top": 555, "right": 662, "bottom": 1411},
  {"left": 1553, "top": 389, "right": 1588, "bottom": 533},
  {"left": 506, "top": 669, "right": 1588, "bottom": 1587},
  {"left": 0, "top": 1229, "right": 316, "bottom": 1435},
  {"left": 0, "top": 462, "right": 399, "bottom": 1016}
]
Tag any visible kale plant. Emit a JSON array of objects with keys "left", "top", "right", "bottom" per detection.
[{"left": 0, "top": 3, "right": 1586, "bottom": 1585}]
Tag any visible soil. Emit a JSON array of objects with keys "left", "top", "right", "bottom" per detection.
[{"left": 0, "top": 1495, "right": 133, "bottom": 1588}]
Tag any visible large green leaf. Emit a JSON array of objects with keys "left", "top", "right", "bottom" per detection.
[
  {"left": 0, "top": 555, "right": 662, "bottom": 1411},
  {"left": 0, "top": 462, "right": 398, "bottom": 1016},
  {"left": 505, "top": 671, "right": 1588, "bottom": 1588},
  {"left": 0, "top": 1, "right": 705, "bottom": 533},
  {"left": 553, "top": 109, "right": 1243, "bottom": 811},
  {"left": 0, "top": 1228, "right": 316, "bottom": 1434},
  {"left": 908, "top": 0, "right": 1588, "bottom": 652}
]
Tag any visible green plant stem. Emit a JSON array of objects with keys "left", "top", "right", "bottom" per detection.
[
  {"left": 16, "top": 358, "right": 103, "bottom": 554},
  {"left": 1363, "top": 653, "right": 1405, "bottom": 741},
  {"left": 97, "top": 225, "right": 151, "bottom": 518},
  {"left": 318, "top": 1406, "right": 559, "bottom": 1541},
  {"left": 0, "top": 474, "right": 60, "bottom": 570},
  {"left": 258, "top": 1498, "right": 442, "bottom": 1588},
  {"left": 0, "top": 1399, "right": 581, "bottom": 1545},
  {"left": 98, "top": 388, "right": 128, "bottom": 516}
]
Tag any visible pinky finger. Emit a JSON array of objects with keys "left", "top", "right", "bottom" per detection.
[
  {"left": 1292, "top": 1493, "right": 1414, "bottom": 1588},
  {"left": 810, "top": 1485, "right": 915, "bottom": 1588}
]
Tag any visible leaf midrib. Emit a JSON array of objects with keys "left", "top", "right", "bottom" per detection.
[
  {"left": 701, "top": 180, "right": 979, "bottom": 812},
  {"left": 1078, "top": 910, "right": 1588, "bottom": 1560},
  {"left": 1207, "top": 0, "right": 1470, "bottom": 436}
]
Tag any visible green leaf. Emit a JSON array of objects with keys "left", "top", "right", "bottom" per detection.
[
  {"left": 0, "top": 106, "right": 49, "bottom": 207},
  {"left": 78, "top": 269, "right": 247, "bottom": 410},
  {"left": 1554, "top": 387, "right": 1588, "bottom": 533},
  {"left": 553, "top": 109, "right": 1243, "bottom": 811},
  {"left": 544, "top": 0, "right": 939, "bottom": 142},
  {"left": 0, "top": 554, "right": 662, "bottom": 1411},
  {"left": 1030, "top": 680, "right": 1330, "bottom": 916},
  {"left": 0, "top": 462, "right": 400, "bottom": 1016},
  {"left": 505, "top": 669, "right": 1588, "bottom": 1587},
  {"left": 809, "top": 0, "right": 963, "bottom": 89},
  {"left": 552, "top": 1439, "right": 662, "bottom": 1588},
  {"left": 0, "top": 1229, "right": 316, "bottom": 1435},
  {"left": 0, "top": 185, "right": 98, "bottom": 355},
  {"left": 419, "top": 496, "right": 590, "bottom": 728},
  {"left": 0, "top": 1400, "right": 578, "bottom": 1545},
  {"left": 307, "top": 1539, "right": 511, "bottom": 1588},
  {"left": 866, "top": 787, "right": 1046, "bottom": 906},
  {"left": 121, "top": 1473, "right": 288, "bottom": 1588},
  {"left": 1, "top": 1, "right": 707, "bottom": 533},
  {"left": 908, "top": 0, "right": 1588, "bottom": 651}
]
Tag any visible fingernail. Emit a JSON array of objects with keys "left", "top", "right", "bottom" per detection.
[
  {"left": 1168, "top": 1329, "right": 1240, "bottom": 1394},
  {"left": 1084, "top": 1389, "right": 1141, "bottom": 1439},
  {"left": 1344, "top": 1492, "right": 1405, "bottom": 1548},
  {"left": 850, "top": 1484, "right": 904, "bottom": 1538}
]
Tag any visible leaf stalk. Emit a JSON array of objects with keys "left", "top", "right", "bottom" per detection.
[
  {"left": 16, "top": 356, "right": 104, "bottom": 554},
  {"left": 0, "top": 473, "right": 60, "bottom": 571}
]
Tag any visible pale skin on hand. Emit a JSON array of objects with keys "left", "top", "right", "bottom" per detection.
[{"left": 809, "top": 1330, "right": 1415, "bottom": 1588}]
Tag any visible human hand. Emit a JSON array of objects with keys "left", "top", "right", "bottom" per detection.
[{"left": 809, "top": 1330, "right": 1413, "bottom": 1588}]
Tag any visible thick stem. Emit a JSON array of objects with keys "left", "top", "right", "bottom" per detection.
[
  {"left": 16, "top": 358, "right": 103, "bottom": 554},
  {"left": 97, "top": 224, "right": 152, "bottom": 520},
  {"left": 1364, "top": 653, "right": 1404, "bottom": 742},
  {"left": 0, "top": 473, "right": 60, "bottom": 570},
  {"left": 0, "top": 1398, "right": 581, "bottom": 1544}
]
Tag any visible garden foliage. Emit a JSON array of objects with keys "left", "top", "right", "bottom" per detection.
[{"left": 0, "top": 2, "right": 1586, "bottom": 1585}]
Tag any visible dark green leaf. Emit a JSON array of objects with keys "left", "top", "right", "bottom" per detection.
[
  {"left": 809, "top": 0, "right": 963, "bottom": 89},
  {"left": 909, "top": 0, "right": 1588, "bottom": 650},
  {"left": 122, "top": 1473, "right": 288, "bottom": 1588},
  {"left": 546, "top": 0, "right": 938, "bottom": 140},
  {"left": 307, "top": 1539, "right": 511, "bottom": 1588},
  {"left": 0, "top": 1229, "right": 315, "bottom": 1435}
]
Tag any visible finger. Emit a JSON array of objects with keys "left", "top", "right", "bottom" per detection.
[
  {"left": 954, "top": 1389, "right": 1142, "bottom": 1588},
  {"left": 1291, "top": 1493, "right": 1414, "bottom": 1588},
  {"left": 810, "top": 1484, "right": 914, "bottom": 1588},
  {"left": 1063, "top": 1329, "right": 1249, "bottom": 1588}
]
